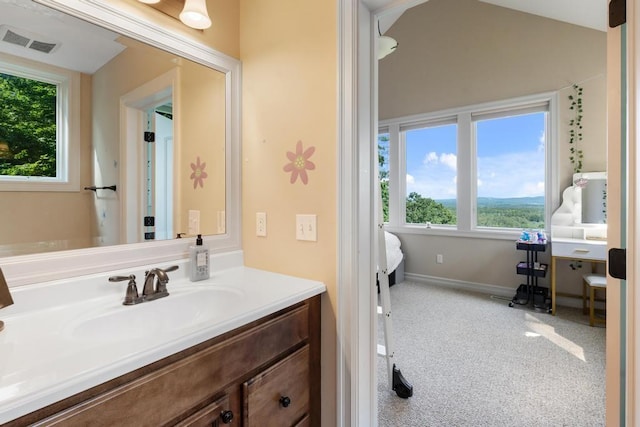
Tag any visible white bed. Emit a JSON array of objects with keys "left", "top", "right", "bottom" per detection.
[{"left": 379, "top": 231, "right": 404, "bottom": 286}]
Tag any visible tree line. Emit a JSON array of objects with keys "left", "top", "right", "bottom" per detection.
[{"left": 0, "top": 73, "right": 57, "bottom": 177}]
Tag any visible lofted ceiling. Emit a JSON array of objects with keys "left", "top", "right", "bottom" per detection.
[
  {"left": 366, "top": 0, "right": 608, "bottom": 35},
  {"left": 0, "top": 0, "right": 608, "bottom": 74}
]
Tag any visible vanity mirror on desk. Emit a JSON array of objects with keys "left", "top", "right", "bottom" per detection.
[{"left": 550, "top": 172, "right": 607, "bottom": 315}]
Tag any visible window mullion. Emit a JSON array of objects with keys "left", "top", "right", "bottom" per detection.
[
  {"left": 457, "top": 113, "right": 472, "bottom": 231},
  {"left": 388, "top": 124, "right": 403, "bottom": 226}
]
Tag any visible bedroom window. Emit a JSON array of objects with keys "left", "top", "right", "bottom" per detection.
[
  {"left": 474, "top": 109, "right": 547, "bottom": 229},
  {"left": 378, "top": 132, "right": 390, "bottom": 222},
  {"left": 381, "top": 92, "right": 556, "bottom": 236},
  {"left": 0, "top": 59, "right": 79, "bottom": 191},
  {"left": 403, "top": 121, "right": 457, "bottom": 226}
]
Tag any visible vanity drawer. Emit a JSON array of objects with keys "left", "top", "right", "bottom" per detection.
[
  {"left": 243, "top": 345, "right": 310, "bottom": 427},
  {"left": 174, "top": 394, "right": 233, "bottom": 427},
  {"left": 552, "top": 240, "right": 607, "bottom": 261}
]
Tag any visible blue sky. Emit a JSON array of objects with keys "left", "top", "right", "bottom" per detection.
[{"left": 399, "top": 112, "right": 546, "bottom": 200}]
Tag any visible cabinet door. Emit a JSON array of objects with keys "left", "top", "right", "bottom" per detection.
[
  {"left": 174, "top": 394, "right": 234, "bottom": 427},
  {"left": 244, "top": 345, "right": 310, "bottom": 427}
]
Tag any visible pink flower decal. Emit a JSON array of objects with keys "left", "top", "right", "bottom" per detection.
[
  {"left": 190, "top": 156, "right": 208, "bottom": 189},
  {"left": 283, "top": 140, "right": 316, "bottom": 185}
]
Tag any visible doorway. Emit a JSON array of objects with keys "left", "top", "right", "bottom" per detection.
[
  {"left": 335, "top": 1, "right": 634, "bottom": 425},
  {"left": 143, "top": 104, "right": 174, "bottom": 241},
  {"left": 119, "top": 69, "right": 178, "bottom": 244}
]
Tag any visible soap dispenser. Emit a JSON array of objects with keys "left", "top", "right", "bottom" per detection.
[{"left": 189, "top": 234, "right": 210, "bottom": 281}]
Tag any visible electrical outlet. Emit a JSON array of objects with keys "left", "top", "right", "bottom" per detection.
[
  {"left": 188, "top": 210, "right": 200, "bottom": 235},
  {"left": 436, "top": 254, "right": 444, "bottom": 264},
  {"left": 256, "top": 212, "right": 267, "bottom": 237},
  {"left": 296, "top": 214, "right": 317, "bottom": 241}
]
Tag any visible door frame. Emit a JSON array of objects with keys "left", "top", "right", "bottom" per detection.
[
  {"left": 337, "top": 1, "right": 637, "bottom": 425},
  {"left": 120, "top": 68, "right": 178, "bottom": 244}
]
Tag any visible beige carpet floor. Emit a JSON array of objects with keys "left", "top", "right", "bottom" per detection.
[{"left": 377, "top": 281, "right": 606, "bottom": 427}]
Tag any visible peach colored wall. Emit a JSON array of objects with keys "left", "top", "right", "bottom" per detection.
[
  {"left": 177, "top": 61, "right": 226, "bottom": 236},
  {"left": 0, "top": 56, "right": 94, "bottom": 256},
  {"left": 239, "top": 0, "right": 337, "bottom": 424}
]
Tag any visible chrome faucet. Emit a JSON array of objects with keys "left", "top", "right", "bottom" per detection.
[{"left": 109, "top": 265, "right": 178, "bottom": 305}]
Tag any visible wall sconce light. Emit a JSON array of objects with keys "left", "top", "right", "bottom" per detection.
[
  {"left": 180, "top": 0, "right": 212, "bottom": 29},
  {"left": 138, "top": 0, "right": 212, "bottom": 30},
  {"left": 377, "top": 21, "right": 398, "bottom": 60},
  {"left": 378, "top": 35, "right": 398, "bottom": 60}
]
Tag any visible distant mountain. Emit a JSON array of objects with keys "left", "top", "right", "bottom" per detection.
[{"left": 436, "top": 196, "right": 544, "bottom": 208}]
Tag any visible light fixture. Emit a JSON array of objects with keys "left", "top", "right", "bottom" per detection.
[
  {"left": 180, "top": 0, "right": 212, "bottom": 30},
  {"left": 138, "top": 0, "right": 161, "bottom": 4},
  {"left": 378, "top": 35, "right": 398, "bottom": 60},
  {"left": 377, "top": 21, "right": 398, "bottom": 60}
]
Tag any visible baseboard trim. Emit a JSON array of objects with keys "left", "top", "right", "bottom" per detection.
[{"left": 402, "top": 273, "right": 586, "bottom": 310}]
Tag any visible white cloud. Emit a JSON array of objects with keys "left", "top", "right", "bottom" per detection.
[
  {"left": 406, "top": 174, "right": 415, "bottom": 185},
  {"left": 424, "top": 152, "right": 438, "bottom": 163},
  {"left": 440, "top": 153, "right": 457, "bottom": 171},
  {"left": 476, "top": 150, "right": 545, "bottom": 198},
  {"left": 538, "top": 130, "right": 546, "bottom": 152}
]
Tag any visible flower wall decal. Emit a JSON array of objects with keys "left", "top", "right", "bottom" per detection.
[
  {"left": 283, "top": 140, "right": 316, "bottom": 185},
  {"left": 190, "top": 156, "right": 208, "bottom": 189}
]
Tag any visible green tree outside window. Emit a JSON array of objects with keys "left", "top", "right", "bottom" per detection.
[{"left": 0, "top": 72, "right": 57, "bottom": 177}]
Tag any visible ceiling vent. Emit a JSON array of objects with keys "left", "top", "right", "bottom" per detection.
[{"left": 0, "top": 25, "right": 60, "bottom": 54}]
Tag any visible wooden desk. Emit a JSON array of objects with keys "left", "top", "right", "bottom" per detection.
[{"left": 551, "top": 238, "right": 607, "bottom": 315}]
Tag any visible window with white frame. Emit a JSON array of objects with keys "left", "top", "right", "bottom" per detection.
[
  {"left": 0, "top": 59, "right": 79, "bottom": 191},
  {"left": 403, "top": 120, "right": 457, "bottom": 226},
  {"left": 380, "top": 93, "right": 556, "bottom": 234}
]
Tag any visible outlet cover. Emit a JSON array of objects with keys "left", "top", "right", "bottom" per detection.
[
  {"left": 256, "top": 212, "right": 267, "bottom": 237},
  {"left": 188, "top": 210, "right": 200, "bottom": 235}
]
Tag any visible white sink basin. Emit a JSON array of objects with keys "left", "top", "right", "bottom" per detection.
[{"left": 67, "top": 285, "right": 245, "bottom": 341}]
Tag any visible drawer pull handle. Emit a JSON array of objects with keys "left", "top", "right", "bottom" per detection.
[
  {"left": 280, "top": 396, "right": 291, "bottom": 408},
  {"left": 574, "top": 249, "right": 591, "bottom": 253},
  {"left": 220, "top": 410, "right": 234, "bottom": 424}
]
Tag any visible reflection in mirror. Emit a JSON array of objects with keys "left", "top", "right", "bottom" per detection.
[
  {"left": 0, "top": 0, "right": 226, "bottom": 257},
  {"left": 576, "top": 172, "right": 607, "bottom": 224}
]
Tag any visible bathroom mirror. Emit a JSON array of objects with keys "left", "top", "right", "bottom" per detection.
[
  {"left": 575, "top": 171, "right": 607, "bottom": 225},
  {"left": 1, "top": 0, "right": 240, "bottom": 286},
  {"left": 0, "top": 0, "right": 239, "bottom": 258}
]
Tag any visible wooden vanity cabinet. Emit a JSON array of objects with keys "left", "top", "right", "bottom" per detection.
[
  {"left": 244, "top": 345, "right": 310, "bottom": 426},
  {"left": 7, "top": 296, "right": 320, "bottom": 427}
]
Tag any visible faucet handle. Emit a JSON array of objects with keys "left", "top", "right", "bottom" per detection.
[
  {"left": 161, "top": 265, "right": 179, "bottom": 273},
  {"left": 108, "top": 274, "right": 142, "bottom": 305}
]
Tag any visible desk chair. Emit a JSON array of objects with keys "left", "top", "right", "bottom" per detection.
[{"left": 582, "top": 273, "right": 607, "bottom": 327}]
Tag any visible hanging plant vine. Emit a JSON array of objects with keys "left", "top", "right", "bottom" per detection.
[{"left": 568, "top": 84, "right": 584, "bottom": 174}]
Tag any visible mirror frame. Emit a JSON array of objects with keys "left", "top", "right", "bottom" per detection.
[{"left": 2, "top": 0, "right": 241, "bottom": 287}]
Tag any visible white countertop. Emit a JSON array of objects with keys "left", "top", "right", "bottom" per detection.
[{"left": 0, "top": 253, "right": 326, "bottom": 424}]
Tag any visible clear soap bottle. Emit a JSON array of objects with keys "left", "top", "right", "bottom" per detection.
[{"left": 189, "top": 234, "right": 210, "bottom": 281}]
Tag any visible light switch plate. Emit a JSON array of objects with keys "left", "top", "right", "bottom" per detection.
[{"left": 296, "top": 214, "right": 317, "bottom": 241}]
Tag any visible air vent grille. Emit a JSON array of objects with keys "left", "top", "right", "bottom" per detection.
[
  {"left": 0, "top": 25, "right": 60, "bottom": 54},
  {"left": 2, "top": 29, "right": 29, "bottom": 47},
  {"left": 29, "top": 40, "right": 57, "bottom": 54}
]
